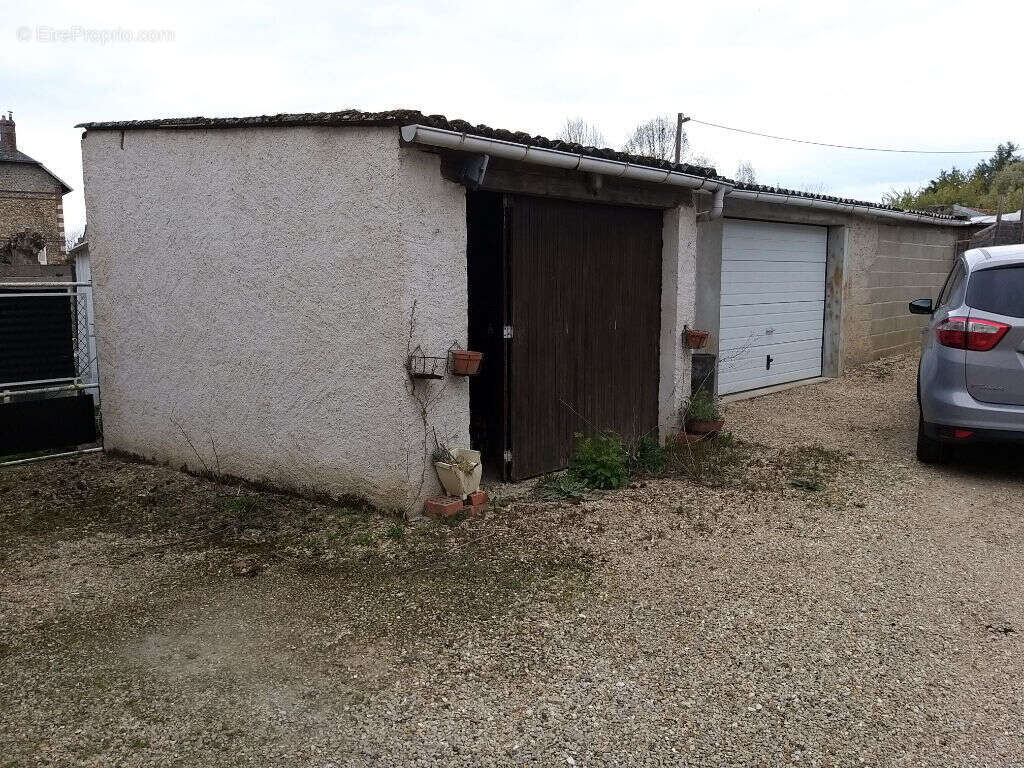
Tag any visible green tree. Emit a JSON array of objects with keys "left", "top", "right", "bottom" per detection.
[{"left": 881, "top": 142, "right": 1021, "bottom": 212}]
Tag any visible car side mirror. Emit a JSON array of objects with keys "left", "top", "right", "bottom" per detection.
[{"left": 909, "top": 298, "right": 934, "bottom": 315}]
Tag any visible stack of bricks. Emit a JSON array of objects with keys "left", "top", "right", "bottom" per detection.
[{"left": 424, "top": 490, "right": 489, "bottom": 520}]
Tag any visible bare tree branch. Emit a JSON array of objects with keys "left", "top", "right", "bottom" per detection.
[
  {"left": 623, "top": 115, "right": 685, "bottom": 161},
  {"left": 735, "top": 161, "right": 757, "bottom": 184},
  {"left": 556, "top": 117, "right": 607, "bottom": 148}
]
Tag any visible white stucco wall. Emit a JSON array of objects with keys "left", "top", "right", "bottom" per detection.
[
  {"left": 81, "top": 125, "right": 468, "bottom": 511},
  {"left": 658, "top": 203, "right": 697, "bottom": 438}
]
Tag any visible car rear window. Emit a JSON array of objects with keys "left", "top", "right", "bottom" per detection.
[{"left": 966, "top": 266, "right": 1024, "bottom": 318}]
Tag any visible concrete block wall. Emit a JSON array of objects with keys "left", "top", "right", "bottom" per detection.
[{"left": 844, "top": 223, "right": 959, "bottom": 364}]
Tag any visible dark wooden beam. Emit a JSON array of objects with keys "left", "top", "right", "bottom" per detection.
[{"left": 438, "top": 153, "right": 692, "bottom": 209}]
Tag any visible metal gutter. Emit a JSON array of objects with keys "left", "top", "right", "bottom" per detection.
[
  {"left": 401, "top": 123, "right": 972, "bottom": 227},
  {"left": 400, "top": 124, "right": 733, "bottom": 192},
  {"left": 726, "top": 188, "right": 972, "bottom": 227}
]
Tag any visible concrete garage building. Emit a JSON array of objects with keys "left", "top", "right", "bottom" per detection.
[
  {"left": 695, "top": 191, "right": 970, "bottom": 394},
  {"left": 78, "top": 110, "right": 972, "bottom": 508}
]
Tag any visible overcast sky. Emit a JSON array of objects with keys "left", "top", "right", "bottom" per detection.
[{"left": 3, "top": 0, "right": 1020, "bottom": 234}]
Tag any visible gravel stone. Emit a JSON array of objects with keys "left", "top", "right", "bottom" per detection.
[{"left": 1, "top": 354, "right": 1022, "bottom": 766}]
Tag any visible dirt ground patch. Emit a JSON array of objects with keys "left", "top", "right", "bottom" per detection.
[{"left": 2, "top": 354, "right": 1023, "bottom": 766}]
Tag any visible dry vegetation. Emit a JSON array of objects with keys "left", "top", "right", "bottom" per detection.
[{"left": 2, "top": 355, "right": 1023, "bottom": 766}]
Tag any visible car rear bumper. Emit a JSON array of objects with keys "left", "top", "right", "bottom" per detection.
[
  {"left": 921, "top": 383, "right": 1024, "bottom": 437},
  {"left": 922, "top": 420, "right": 1024, "bottom": 444}
]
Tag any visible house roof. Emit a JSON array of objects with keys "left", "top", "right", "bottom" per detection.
[
  {"left": 953, "top": 204, "right": 989, "bottom": 217},
  {"left": 77, "top": 109, "right": 722, "bottom": 180},
  {"left": 75, "top": 108, "right": 967, "bottom": 223},
  {"left": 0, "top": 146, "right": 72, "bottom": 193},
  {"left": 727, "top": 181, "right": 968, "bottom": 221},
  {"left": 68, "top": 232, "right": 88, "bottom": 258},
  {"left": 971, "top": 209, "right": 1021, "bottom": 224}
]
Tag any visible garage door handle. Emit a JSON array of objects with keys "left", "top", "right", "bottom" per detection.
[{"left": 766, "top": 354, "right": 774, "bottom": 370}]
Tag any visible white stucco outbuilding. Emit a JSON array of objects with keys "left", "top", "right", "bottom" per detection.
[{"left": 78, "top": 109, "right": 975, "bottom": 510}]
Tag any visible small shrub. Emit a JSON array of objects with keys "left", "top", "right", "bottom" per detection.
[
  {"left": 569, "top": 431, "right": 629, "bottom": 490},
  {"left": 684, "top": 389, "right": 722, "bottom": 423},
  {"left": 628, "top": 435, "right": 664, "bottom": 476}
]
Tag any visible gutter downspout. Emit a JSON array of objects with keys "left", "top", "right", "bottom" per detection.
[{"left": 697, "top": 186, "right": 727, "bottom": 222}]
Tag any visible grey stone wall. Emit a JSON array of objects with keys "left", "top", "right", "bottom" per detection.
[{"left": 0, "top": 163, "right": 66, "bottom": 264}]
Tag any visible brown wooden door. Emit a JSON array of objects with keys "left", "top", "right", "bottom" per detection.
[{"left": 508, "top": 195, "right": 662, "bottom": 480}]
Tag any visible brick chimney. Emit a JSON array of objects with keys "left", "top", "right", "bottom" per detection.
[{"left": 0, "top": 112, "right": 16, "bottom": 152}]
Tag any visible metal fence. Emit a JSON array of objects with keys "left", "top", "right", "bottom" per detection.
[{"left": 0, "top": 281, "right": 101, "bottom": 460}]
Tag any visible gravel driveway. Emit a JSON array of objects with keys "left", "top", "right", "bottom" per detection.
[{"left": 2, "top": 355, "right": 1022, "bottom": 767}]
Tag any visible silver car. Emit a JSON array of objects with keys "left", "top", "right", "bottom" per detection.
[{"left": 911, "top": 244, "right": 1024, "bottom": 463}]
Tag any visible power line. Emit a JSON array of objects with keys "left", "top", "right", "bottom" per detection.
[{"left": 686, "top": 117, "right": 1000, "bottom": 155}]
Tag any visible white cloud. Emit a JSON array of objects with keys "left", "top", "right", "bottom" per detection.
[{"left": 3, "top": 0, "right": 1019, "bottom": 232}]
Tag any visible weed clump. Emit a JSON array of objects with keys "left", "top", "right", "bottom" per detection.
[
  {"left": 535, "top": 472, "right": 591, "bottom": 502},
  {"left": 628, "top": 435, "right": 664, "bottom": 476},
  {"left": 663, "top": 432, "right": 751, "bottom": 487},
  {"left": 783, "top": 443, "right": 848, "bottom": 492},
  {"left": 540, "top": 423, "right": 752, "bottom": 497},
  {"left": 569, "top": 431, "right": 630, "bottom": 490}
]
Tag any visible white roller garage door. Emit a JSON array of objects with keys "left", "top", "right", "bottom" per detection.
[{"left": 717, "top": 219, "right": 827, "bottom": 395}]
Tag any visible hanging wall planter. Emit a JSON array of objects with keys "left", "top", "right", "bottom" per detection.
[
  {"left": 407, "top": 345, "right": 445, "bottom": 379},
  {"left": 684, "top": 326, "right": 710, "bottom": 350},
  {"left": 448, "top": 347, "right": 483, "bottom": 376}
]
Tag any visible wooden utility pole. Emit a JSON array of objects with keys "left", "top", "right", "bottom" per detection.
[
  {"left": 674, "top": 113, "right": 690, "bottom": 165},
  {"left": 995, "top": 194, "right": 1005, "bottom": 246},
  {"left": 1019, "top": 187, "right": 1024, "bottom": 244}
]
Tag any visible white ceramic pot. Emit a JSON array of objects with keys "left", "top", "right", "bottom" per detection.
[{"left": 434, "top": 449, "right": 483, "bottom": 499}]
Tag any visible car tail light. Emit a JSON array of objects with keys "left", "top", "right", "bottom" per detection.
[{"left": 935, "top": 317, "right": 1010, "bottom": 351}]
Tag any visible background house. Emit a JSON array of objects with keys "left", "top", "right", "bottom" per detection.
[
  {"left": 0, "top": 113, "right": 72, "bottom": 271},
  {"left": 78, "top": 109, "right": 973, "bottom": 509}
]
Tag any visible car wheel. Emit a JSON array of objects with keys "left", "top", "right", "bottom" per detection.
[{"left": 916, "top": 410, "right": 946, "bottom": 464}]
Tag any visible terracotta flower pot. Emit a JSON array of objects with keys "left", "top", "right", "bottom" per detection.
[
  {"left": 449, "top": 349, "right": 483, "bottom": 376},
  {"left": 684, "top": 329, "right": 710, "bottom": 350},
  {"left": 685, "top": 419, "right": 724, "bottom": 435}
]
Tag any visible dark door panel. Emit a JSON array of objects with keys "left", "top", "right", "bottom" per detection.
[
  {"left": 0, "top": 394, "right": 96, "bottom": 456},
  {"left": 509, "top": 196, "right": 662, "bottom": 479}
]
